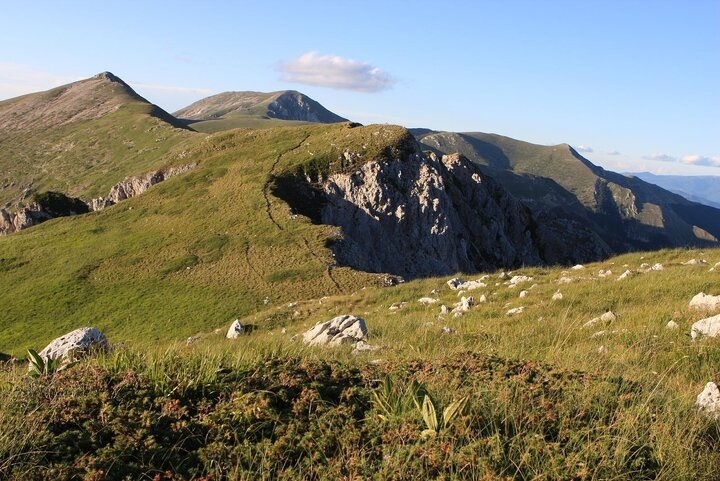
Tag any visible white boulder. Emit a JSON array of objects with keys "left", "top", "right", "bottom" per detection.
[
  {"left": 506, "top": 306, "right": 524, "bottom": 316},
  {"left": 617, "top": 270, "right": 632, "bottom": 281},
  {"left": 302, "top": 315, "right": 368, "bottom": 346},
  {"left": 570, "top": 264, "right": 585, "bottom": 270},
  {"left": 552, "top": 291, "right": 563, "bottom": 301},
  {"left": 691, "top": 314, "right": 720, "bottom": 340},
  {"left": 509, "top": 275, "right": 533, "bottom": 286},
  {"left": 666, "top": 320, "right": 679, "bottom": 330},
  {"left": 226, "top": 319, "right": 244, "bottom": 339},
  {"left": 519, "top": 290, "right": 529, "bottom": 298},
  {"left": 39, "top": 327, "right": 108, "bottom": 361},
  {"left": 696, "top": 382, "right": 720, "bottom": 419},
  {"left": 689, "top": 292, "right": 720, "bottom": 311},
  {"left": 418, "top": 297, "right": 439, "bottom": 305}
]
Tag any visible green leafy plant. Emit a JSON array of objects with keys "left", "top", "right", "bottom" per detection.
[
  {"left": 416, "top": 393, "right": 469, "bottom": 439},
  {"left": 372, "top": 375, "right": 426, "bottom": 421},
  {"left": 26, "top": 349, "right": 76, "bottom": 378}
]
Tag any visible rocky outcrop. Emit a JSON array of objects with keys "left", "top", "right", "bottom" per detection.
[
  {"left": 696, "top": 382, "right": 720, "bottom": 419},
  {"left": 691, "top": 314, "right": 720, "bottom": 340},
  {"left": 90, "top": 163, "right": 196, "bottom": 211},
  {"left": 302, "top": 315, "right": 368, "bottom": 346},
  {"left": 38, "top": 327, "right": 108, "bottom": 361},
  {"left": 0, "top": 203, "right": 50, "bottom": 234},
  {"left": 689, "top": 292, "right": 720, "bottom": 311},
  {"left": 226, "top": 319, "right": 244, "bottom": 339},
  {"left": 320, "top": 152, "right": 546, "bottom": 279}
]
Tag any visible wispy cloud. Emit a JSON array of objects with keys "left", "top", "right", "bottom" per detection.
[
  {"left": 0, "top": 63, "right": 82, "bottom": 100},
  {"left": 575, "top": 145, "right": 593, "bottom": 153},
  {"left": 642, "top": 153, "right": 676, "bottom": 162},
  {"left": 680, "top": 154, "right": 720, "bottom": 167},
  {"left": 605, "top": 150, "right": 621, "bottom": 156},
  {"left": 277, "top": 51, "right": 395, "bottom": 93}
]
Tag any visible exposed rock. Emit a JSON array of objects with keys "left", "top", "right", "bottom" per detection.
[
  {"left": 353, "top": 340, "right": 381, "bottom": 352},
  {"left": 519, "top": 290, "right": 529, "bottom": 298},
  {"left": 509, "top": 275, "right": 533, "bottom": 286},
  {"left": 446, "top": 278, "right": 485, "bottom": 291},
  {"left": 226, "top": 319, "right": 244, "bottom": 339},
  {"left": 451, "top": 296, "right": 474, "bottom": 315},
  {"left": 617, "top": 270, "right": 633, "bottom": 281},
  {"left": 302, "top": 315, "right": 368, "bottom": 346},
  {"left": 597, "top": 269, "right": 612, "bottom": 277},
  {"left": 447, "top": 278, "right": 464, "bottom": 290},
  {"left": 441, "top": 326, "right": 457, "bottom": 334},
  {"left": 651, "top": 263, "right": 664, "bottom": 271},
  {"left": 186, "top": 335, "right": 201, "bottom": 346},
  {"left": 683, "top": 258, "right": 707, "bottom": 265},
  {"left": 689, "top": 292, "right": 720, "bottom": 311},
  {"left": 90, "top": 163, "right": 196, "bottom": 211},
  {"left": 691, "top": 314, "right": 720, "bottom": 340},
  {"left": 696, "top": 382, "right": 720, "bottom": 419},
  {"left": 478, "top": 294, "right": 487, "bottom": 303},
  {"left": 38, "top": 327, "right": 108, "bottom": 361},
  {"left": 439, "top": 305, "right": 449, "bottom": 315},
  {"left": 506, "top": 306, "right": 524, "bottom": 316},
  {"left": 388, "top": 302, "right": 407, "bottom": 311},
  {"left": 570, "top": 264, "right": 585, "bottom": 270},
  {"left": 583, "top": 311, "right": 615, "bottom": 329},
  {"left": 498, "top": 271, "right": 510, "bottom": 280},
  {"left": 666, "top": 320, "right": 679, "bottom": 330},
  {"left": 558, "top": 276, "right": 574, "bottom": 284},
  {"left": 710, "top": 262, "right": 720, "bottom": 272},
  {"left": 418, "top": 297, "right": 439, "bottom": 305},
  {"left": 552, "top": 291, "right": 564, "bottom": 301},
  {"left": 319, "top": 151, "right": 551, "bottom": 279},
  {"left": 1, "top": 191, "right": 90, "bottom": 235}
]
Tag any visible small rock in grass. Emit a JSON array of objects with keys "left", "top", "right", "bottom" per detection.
[
  {"left": 519, "top": 290, "right": 529, "bottom": 298},
  {"left": 696, "top": 382, "right": 720, "bottom": 419},
  {"left": 666, "top": 320, "right": 679, "bottom": 330},
  {"left": 302, "top": 315, "right": 368, "bottom": 346},
  {"left": 552, "top": 291, "right": 563, "bottom": 301},
  {"left": 617, "top": 270, "right": 632, "bottom": 281},
  {"left": 418, "top": 297, "right": 439, "bottom": 305},
  {"left": 226, "top": 319, "right": 244, "bottom": 339},
  {"left": 570, "top": 264, "right": 585, "bottom": 270},
  {"left": 651, "top": 263, "right": 664, "bottom": 271},
  {"left": 439, "top": 305, "right": 449, "bottom": 315},
  {"left": 506, "top": 306, "right": 524, "bottom": 316},
  {"left": 689, "top": 292, "right": 720, "bottom": 311},
  {"left": 441, "top": 326, "right": 456, "bottom": 334},
  {"left": 39, "top": 327, "right": 108, "bottom": 361},
  {"left": 691, "top": 314, "right": 720, "bottom": 340}
]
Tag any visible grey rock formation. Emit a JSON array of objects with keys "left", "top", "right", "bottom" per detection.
[
  {"left": 0, "top": 203, "right": 50, "bottom": 234},
  {"left": 38, "top": 327, "right": 108, "bottom": 361},
  {"left": 320, "top": 152, "right": 544, "bottom": 279},
  {"left": 90, "top": 163, "right": 196, "bottom": 211},
  {"left": 302, "top": 315, "right": 368, "bottom": 346}
]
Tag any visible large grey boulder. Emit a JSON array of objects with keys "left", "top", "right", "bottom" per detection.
[
  {"left": 696, "top": 382, "right": 720, "bottom": 419},
  {"left": 39, "top": 327, "right": 108, "bottom": 361},
  {"left": 690, "top": 314, "right": 720, "bottom": 340},
  {"left": 302, "top": 315, "right": 368, "bottom": 346}
]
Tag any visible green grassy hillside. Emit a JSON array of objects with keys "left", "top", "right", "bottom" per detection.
[
  {"left": 0, "top": 73, "right": 196, "bottom": 207},
  {"left": 0, "top": 123, "right": 413, "bottom": 353}
]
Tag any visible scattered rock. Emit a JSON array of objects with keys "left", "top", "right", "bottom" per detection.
[
  {"left": 38, "top": 327, "right": 108, "bottom": 361},
  {"left": 451, "top": 296, "right": 475, "bottom": 316},
  {"left": 558, "top": 276, "right": 573, "bottom": 284},
  {"left": 598, "top": 269, "right": 612, "bottom": 278},
  {"left": 683, "top": 258, "right": 707, "bottom": 265},
  {"left": 447, "top": 278, "right": 485, "bottom": 291},
  {"left": 418, "top": 297, "right": 439, "bottom": 305},
  {"left": 583, "top": 312, "right": 615, "bottom": 329},
  {"left": 389, "top": 302, "right": 408, "bottom": 311},
  {"left": 509, "top": 275, "right": 533, "bottom": 286},
  {"left": 226, "top": 319, "right": 244, "bottom": 339},
  {"left": 519, "top": 290, "right": 529, "bottom": 298},
  {"left": 478, "top": 294, "right": 487, "bottom": 303},
  {"left": 552, "top": 291, "right": 563, "bottom": 301},
  {"left": 639, "top": 263, "right": 650, "bottom": 269},
  {"left": 651, "top": 263, "right": 664, "bottom": 271},
  {"left": 690, "top": 314, "right": 720, "bottom": 340},
  {"left": 710, "top": 262, "right": 720, "bottom": 272},
  {"left": 439, "top": 305, "right": 449, "bottom": 315},
  {"left": 302, "top": 315, "right": 368, "bottom": 346},
  {"left": 696, "top": 382, "right": 720, "bottom": 419},
  {"left": 617, "top": 270, "right": 632, "bottom": 281},
  {"left": 506, "top": 306, "right": 524, "bottom": 316},
  {"left": 570, "top": 264, "right": 585, "bottom": 270},
  {"left": 186, "top": 335, "right": 201, "bottom": 346},
  {"left": 353, "top": 340, "right": 381, "bottom": 352},
  {"left": 447, "top": 278, "right": 464, "bottom": 290},
  {"left": 441, "top": 326, "right": 456, "bottom": 334},
  {"left": 498, "top": 271, "right": 510, "bottom": 280},
  {"left": 689, "top": 292, "right": 720, "bottom": 311},
  {"left": 666, "top": 320, "right": 679, "bottom": 330},
  {"left": 590, "top": 329, "right": 627, "bottom": 339}
]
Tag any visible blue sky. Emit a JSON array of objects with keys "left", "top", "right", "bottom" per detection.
[{"left": 1, "top": 0, "right": 718, "bottom": 175}]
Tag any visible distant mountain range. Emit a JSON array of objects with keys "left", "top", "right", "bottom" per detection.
[
  {"left": 627, "top": 172, "right": 720, "bottom": 209},
  {"left": 174, "top": 90, "right": 347, "bottom": 133}
]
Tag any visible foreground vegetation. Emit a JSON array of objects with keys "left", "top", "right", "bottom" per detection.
[{"left": 2, "top": 247, "right": 720, "bottom": 479}]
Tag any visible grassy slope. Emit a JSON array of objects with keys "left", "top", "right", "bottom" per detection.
[
  {"left": 0, "top": 93, "right": 196, "bottom": 207},
  {"left": 0, "top": 123, "right": 413, "bottom": 354},
  {"left": 185, "top": 112, "right": 310, "bottom": 133},
  {"left": 2, "top": 246, "right": 720, "bottom": 479}
]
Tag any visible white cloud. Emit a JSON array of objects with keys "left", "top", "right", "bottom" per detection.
[
  {"left": 0, "top": 63, "right": 82, "bottom": 100},
  {"left": 277, "top": 51, "right": 395, "bottom": 93},
  {"left": 680, "top": 154, "right": 720, "bottom": 167},
  {"left": 642, "top": 153, "right": 676, "bottom": 162},
  {"left": 575, "top": 145, "right": 593, "bottom": 153},
  {"left": 605, "top": 150, "right": 621, "bottom": 156}
]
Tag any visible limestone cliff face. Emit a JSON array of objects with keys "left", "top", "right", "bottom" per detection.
[
  {"left": 320, "top": 152, "right": 545, "bottom": 278},
  {"left": 89, "top": 164, "right": 196, "bottom": 211},
  {"left": 0, "top": 203, "right": 51, "bottom": 234}
]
